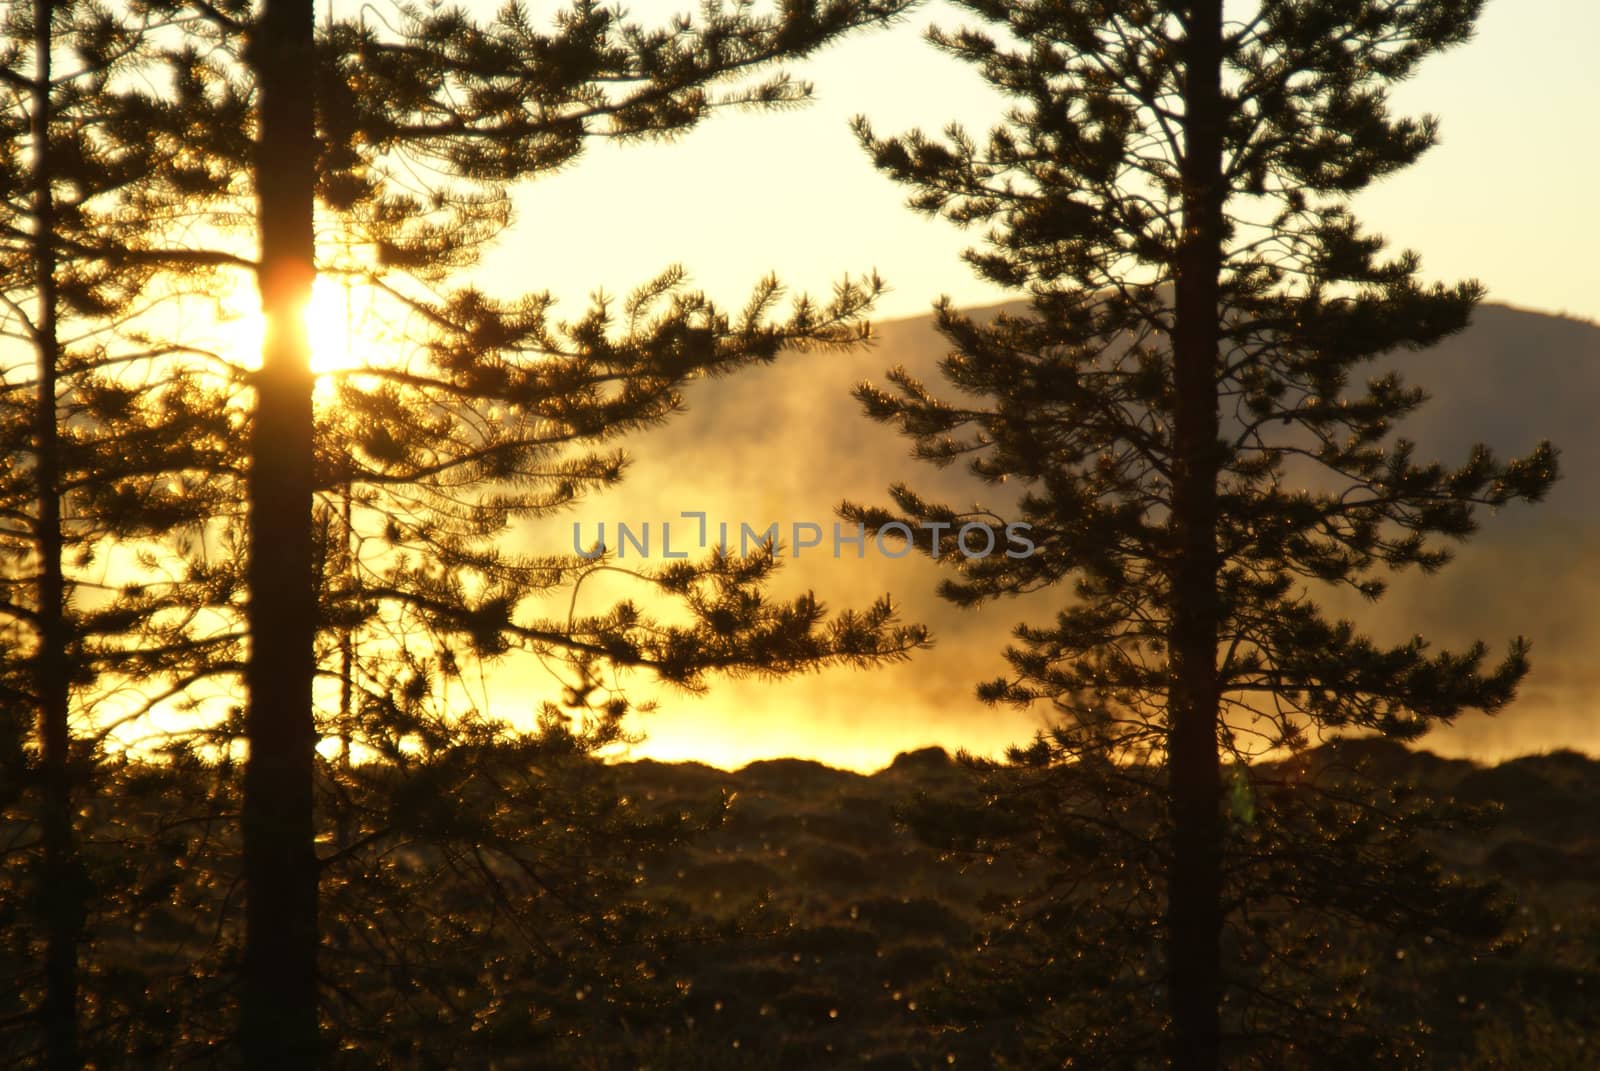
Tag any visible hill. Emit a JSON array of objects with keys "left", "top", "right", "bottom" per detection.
[{"left": 512, "top": 300, "right": 1600, "bottom": 770}]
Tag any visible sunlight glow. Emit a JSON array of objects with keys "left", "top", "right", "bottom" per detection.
[
  {"left": 215, "top": 273, "right": 376, "bottom": 375},
  {"left": 304, "top": 273, "right": 366, "bottom": 374}
]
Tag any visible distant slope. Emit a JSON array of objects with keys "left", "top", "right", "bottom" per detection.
[{"left": 507, "top": 300, "right": 1600, "bottom": 769}]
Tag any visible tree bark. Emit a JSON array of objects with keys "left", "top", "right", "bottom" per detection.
[
  {"left": 241, "top": 0, "right": 321, "bottom": 1066},
  {"left": 1167, "top": 2, "right": 1226, "bottom": 1069},
  {"left": 30, "top": 4, "right": 85, "bottom": 1067}
]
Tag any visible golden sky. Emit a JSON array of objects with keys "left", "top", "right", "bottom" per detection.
[{"left": 479, "top": 0, "right": 1600, "bottom": 326}]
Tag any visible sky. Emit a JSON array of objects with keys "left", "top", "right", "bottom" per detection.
[
  {"left": 437, "top": 0, "right": 1600, "bottom": 771},
  {"left": 479, "top": 0, "right": 1600, "bottom": 326}
]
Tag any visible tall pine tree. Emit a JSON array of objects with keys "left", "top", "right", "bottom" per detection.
[
  {"left": 239, "top": 0, "right": 321, "bottom": 1064},
  {"left": 844, "top": 2, "right": 1557, "bottom": 1067},
  {"left": 8, "top": 0, "right": 933, "bottom": 1063},
  {"left": 1, "top": 3, "right": 240, "bottom": 1065},
  {"left": 136, "top": 0, "right": 925, "bottom": 1064}
]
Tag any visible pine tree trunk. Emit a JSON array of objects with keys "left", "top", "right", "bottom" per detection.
[
  {"left": 1167, "top": 2, "right": 1226, "bottom": 1069},
  {"left": 241, "top": 0, "right": 321, "bottom": 1066},
  {"left": 30, "top": 4, "right": 84, "bottom": 1067}
]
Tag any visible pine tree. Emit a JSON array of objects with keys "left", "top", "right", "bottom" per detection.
[
  {"left": 844, "top": 2, "right": 1557, "bottom": 1067},
  {"left": 1, "top": 4, "right": 241, "bottom": 1065},
  {"left": 21, "top": 7, "right": 81, "bottom": 1063},
  {"left": 8, "top": 0, "right": 933, "bottom": 1061},
  {"left": 236, "top": 0, "right": 321, "bottom": 1063},
  {"left": 133, "top": 0, "right": 925, "bottom": 1064}
]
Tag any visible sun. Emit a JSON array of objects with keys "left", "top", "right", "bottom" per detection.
[
  {"left": 214, "top": 273, "right": 379, "bottom": 376},
  {"left": 304, "top": 273, "right": 371, "bottom": 375}
]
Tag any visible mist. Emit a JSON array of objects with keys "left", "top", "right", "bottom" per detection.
[{"left": 504, "top": 299, "right": 1600, "bottom": 770}]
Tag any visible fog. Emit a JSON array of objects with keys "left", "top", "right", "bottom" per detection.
[{"left": 502, "top": 300, "right": 1600, "bottom": 771}]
